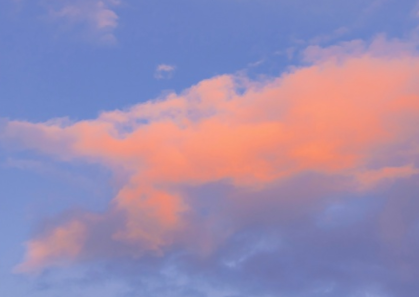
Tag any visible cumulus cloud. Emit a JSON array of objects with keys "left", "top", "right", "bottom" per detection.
[
  {"left": 3, "top": 38, "right": 419, "bottom": 296},
  {"left": 154, "top": 64, "right": 176, "bottom": 79}
]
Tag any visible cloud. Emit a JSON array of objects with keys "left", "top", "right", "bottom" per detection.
[
  {"left": 303, "top": 34, "right": 419, "bottom": 63},
  {"left": 356, "top": 164, "right": 419, "bottom": 190},
  {"left": 43, "top": 0, "right": 121, "bottom": 43},
  {"left": 16, "top": 220, "right": 87, "bottom": 273},
  {"left": 154, "top": 64, "right": 176, "bottom": 80},
  {"left": 3, "top": 37, "right": 419, "bottom": 295}
]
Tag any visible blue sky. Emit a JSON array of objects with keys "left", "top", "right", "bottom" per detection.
[
  {"left": 1, "top": 0, "right": 417, "bottom": 122},
  {"left": 2, "top": 1, "right": 419, "bottom": 296}
]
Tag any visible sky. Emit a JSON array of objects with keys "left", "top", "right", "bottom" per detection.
[{"left": 1, "top": 0, "right": 419, "bottom": 296}]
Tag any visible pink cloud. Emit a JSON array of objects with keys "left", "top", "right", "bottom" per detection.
[
  {"left": 356, "top": 164, "right": 419, "bottom": 190},
  {"left": 4, "top": 38, "right": 419, "bottom": 272},
  {"left": 15, "top": 220, "right": 87, "bottom": 273}
]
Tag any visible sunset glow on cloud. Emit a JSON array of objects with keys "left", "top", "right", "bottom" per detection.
[
  {"left": 4, "top": 38, "right": 419, "bottom": 278},
  {"left": 2, "top": 1, "right": 419, "bottom": 296}
]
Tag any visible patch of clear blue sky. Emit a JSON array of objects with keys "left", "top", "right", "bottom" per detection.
[
  {"left": 0, "top": 0, "right": 419, "bottom": 296},
  {"left": 0, "top": 0, "right": 417, "bottom": 122}
]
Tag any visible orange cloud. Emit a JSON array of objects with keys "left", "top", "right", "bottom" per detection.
[
  {"left": 15, "top": 220, "right": 87, "bottom": 273},
  {"left": 356, "top": 164, "right": 419, "bottom": 190},
  {"left": 4, "top": 39, "right": 419, "bottom": 272}
]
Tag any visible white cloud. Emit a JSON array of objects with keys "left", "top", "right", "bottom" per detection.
[{"left": 154, "top": 64, "right": 176, "bottom": 80}]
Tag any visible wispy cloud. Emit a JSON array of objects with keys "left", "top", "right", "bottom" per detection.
[
  {"left": 154, "top": 64, "right": 176, "bottom": 80},
  {"left": 43, "top": 0, "right": 121, "bottom": 43}
]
